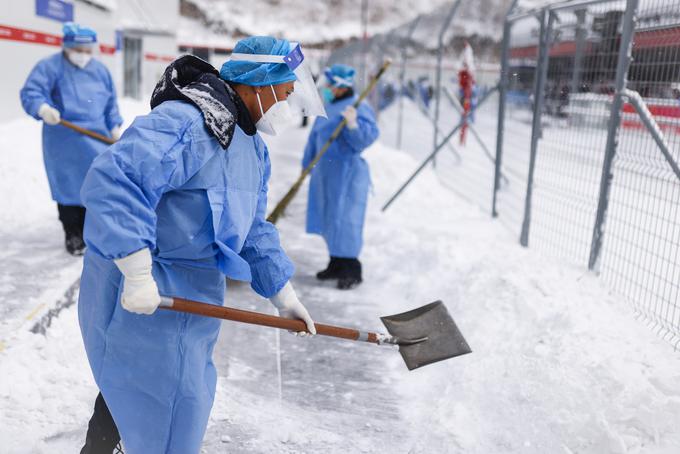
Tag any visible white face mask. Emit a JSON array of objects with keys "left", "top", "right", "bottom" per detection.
[
  {"left": 66, "top": 51, "right": 92, "bottom": 69},
  {"left": 255, "top": 86, "right": 293, "bottom": 136}
]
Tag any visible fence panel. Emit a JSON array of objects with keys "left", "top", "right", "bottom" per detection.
[
  {"left": 599, "top": 0, "right": 680, "bottom": 345},
  {"left": 493, "top": 13, "right": 540, "bottom": 237},
  {"left": 528, "top": 2, "right": 626, "bottom": 264}
]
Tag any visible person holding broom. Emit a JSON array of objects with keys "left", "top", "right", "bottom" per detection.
[
  {"left": 20, "top": 22, "right": 122, "bottom": 256},
  {"left": 303, "top": 64, "right": 380, "bottom": 290},
  {"left": 78, "top": 36, "right": 325, "bottom": 453}
]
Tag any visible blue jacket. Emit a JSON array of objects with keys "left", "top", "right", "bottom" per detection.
[
  {"left": 78, "top": 100, "right": 293, "bottom": 453},
  {"left": 20, "top": 52, "right": 122, "bottom": 205},
  {"left": 303, "top": 95, "right": 379, "bottom": 258}
]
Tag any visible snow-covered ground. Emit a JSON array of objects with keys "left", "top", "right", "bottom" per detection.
[{"left": 1, "top": 98, "right": 679, "bottom": 453}]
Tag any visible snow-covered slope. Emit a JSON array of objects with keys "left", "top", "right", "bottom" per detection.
[{"left": 181, "top": 0, "right": 516, "bottom": 47}]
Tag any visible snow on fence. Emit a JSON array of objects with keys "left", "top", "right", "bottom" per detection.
[{"left": 328, "top": 0, "right": 680, "bottom": 348}]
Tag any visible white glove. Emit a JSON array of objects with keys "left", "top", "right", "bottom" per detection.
[
  {"left": 110, "top": 125, "right": 122, "bottom": 141},
  {"left": 114, "top": 248, "right": 162, "bottom": 315},
  {"left": 38, "top": 103, "right": 61, "bottom": 126},
  {"left": 270, "top": 282, "right": 316, "bottom": 335},
  {"left": 342, "top": 106, "right": 358, "bottom": 129}
]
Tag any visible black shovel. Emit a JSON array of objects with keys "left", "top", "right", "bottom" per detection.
[{"left": 160, "top": 297, "right": 471, "bottom": 370}]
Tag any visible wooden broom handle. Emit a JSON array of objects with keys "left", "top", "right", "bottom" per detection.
[
  {"left": 266, "top": 59, "right": 392, "bottom": 224},
  {"left": 59, "top": 119, "right": 116, "bottom": 145},
  {"left": 161, "top": 297, "right": 380, "bottom": 344}
]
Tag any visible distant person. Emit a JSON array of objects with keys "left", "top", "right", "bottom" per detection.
[
  {"left": 378, "top": 80, "right": 397, "bottom": 111},
  {"left": 304, "top": 64, "right": 379, "bottom": 290},
  {"left": 417, "top": 76, "right": 432, "bottom": 109},
  {"left": 458, "top": 42, "right": 476, "bottom": 145},
  {"left": 19, "top": 22, "right": 122, "bottom": 255}
]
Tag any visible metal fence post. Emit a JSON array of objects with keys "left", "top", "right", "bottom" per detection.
[
  {"left": 588, "top": 0, "right": 639, "bottom": 271},
  {"left": 397, "top": 16, "right": 421, "bottom": 150},
  {"left": 492, "top": 0, "right": 519, "bottom": 218},
  {"left": 432, "top": 0, "right": 461, "bottom": 168},
  {"left": 569, "top": 8, "right": 587, "bottom": 95},
  {"left": 519, "top": 8, "right": 554, "bottom": 247}
]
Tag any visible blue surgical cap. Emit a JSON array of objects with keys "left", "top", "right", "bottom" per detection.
[
  {"left": 62, "top": 22, "right": 97, "bottom": 47},
  {"left": 220, "top": 36, "right": 297, "bottom": 87},
  {"left": 325, "top": 64, "right": 355, "bottom": 88}
]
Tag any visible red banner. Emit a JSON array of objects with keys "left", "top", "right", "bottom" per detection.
[
  {"left": 0, "top": 24, "right": 115, "bottom": 55},
  {"left": 100, "top": 44, "right": 116, "bottom": 55},
  {"left": 145, "top": 53, "right": 175, "bottom": 63},
  {"left": 0, "top": 24, "right": 61, "bottom": 46}
]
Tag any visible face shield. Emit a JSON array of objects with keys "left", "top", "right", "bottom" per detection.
[{"left": 229, "top": 43, "right": 327, "bottom": 118}]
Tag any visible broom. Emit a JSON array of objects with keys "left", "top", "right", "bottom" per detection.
[
  {"left": 59, "top": 119, "right": 116, "bottom": 145},
  {"left": 266, "top": 59, "right": 392, "bottom": 224}
]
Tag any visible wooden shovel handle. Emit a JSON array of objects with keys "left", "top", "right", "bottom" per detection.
[
  {"left": 59, "top": 119, "right": 116, "bottom": 145},
  {"left": 161, "top": 297, "right": 380, "bottom": 344}
]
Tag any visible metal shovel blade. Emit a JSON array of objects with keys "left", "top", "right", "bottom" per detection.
[{"left": 380, "top": 301, "right": 471, "bottom": 370}]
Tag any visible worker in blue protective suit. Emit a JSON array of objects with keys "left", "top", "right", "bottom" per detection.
[
  {"left": 77, "top": 36, "right": 323, "bottom": 453},
  {"left": 304, "top": 64, "right": 379, "bottom": 290},
  {"left": 20, "top": 22, "right": 122, "bottom": 256}
]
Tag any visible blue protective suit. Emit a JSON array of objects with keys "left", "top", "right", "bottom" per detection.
[
  {"left": 20, "top": 52, "right": 122, "bottom": 205},
  {"left": 78, "top": 100, "right": 293, "bottom": 453},
  {"left": 303, "top": 95, "right": 379, "bottom": 258}
]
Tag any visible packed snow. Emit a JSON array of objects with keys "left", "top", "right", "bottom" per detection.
[{"left": 1, "top": 97, "right": 679, "bottom": 453}]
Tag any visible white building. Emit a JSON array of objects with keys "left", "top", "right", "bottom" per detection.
[{"left": 1, "top": 0, "right": 179, "bottom": 123}]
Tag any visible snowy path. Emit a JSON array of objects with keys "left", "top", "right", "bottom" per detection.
[
  {"left": 0, "top": 117, "right": 84, "bottom": 350},
  {"left": 1, "top": 101, "right": 679, "bottom": 453}
]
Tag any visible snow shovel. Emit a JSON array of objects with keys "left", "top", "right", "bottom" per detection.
[
  {"left": 266, "top": 59, "right": 392, "bottom": 224},
  {"left": 159, "top": 297, "right": 471, "bottom": 370},
  {"left": 59, "top": 119, "right": 116, "bottom": 145}
]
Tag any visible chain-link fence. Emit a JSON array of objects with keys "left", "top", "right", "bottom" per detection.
[{"left": 326, "top": 0, "right": 680, "bottom": 347}]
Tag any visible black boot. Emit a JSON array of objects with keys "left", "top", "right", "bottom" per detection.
[
  {"left": 316, "top": 257, "right": 343, "bottom": 280},
  {"left": 80, "top": 393, "right": 122, "bottom": 454},
  {"left": 58, "top": 204, "right": 87, "bottom": 256},
  {"left": 337, "top": 259, "right": 363, "bottom": 290},
  {"left": 65, "top": 233, "right": 86, "bottom": 256}
]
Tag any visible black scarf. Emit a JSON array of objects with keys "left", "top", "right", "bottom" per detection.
[{"left": 150, "top": 55, "right": 256, "bottom": 149}]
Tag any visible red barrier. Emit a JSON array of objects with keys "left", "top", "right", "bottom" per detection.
[{"left": 622, "top": 101, "right": 680, "bottom": 134}]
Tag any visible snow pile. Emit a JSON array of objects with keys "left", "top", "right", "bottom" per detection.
[
  {"left": 0, "top": 117, "right": 53, "bottom": 236},
  {"left": 181, "top": 0, "right": 516, "bottom": 46},
  {"left": 0, "top": 297, "right": 95, "bottom": 452}
]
